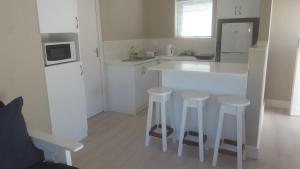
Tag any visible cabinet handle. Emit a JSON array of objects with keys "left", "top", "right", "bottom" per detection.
[
  {"left": 239, "top": 5, "right": 242, "bottom": 15},
  {"left": 80, "top": 65, "right": 84, "bottom": 76},
  {"left": 75, "top": 17, "right": 79, "bottom": 29},
  {"left": 141, "top": 66, "right": 146, "bottom": 75},
  {"left": 95, "top": 48, "right": 99, "bottom": 58},
  {"left": 235, "top": 6, "right": 237, "bottom": 16}
]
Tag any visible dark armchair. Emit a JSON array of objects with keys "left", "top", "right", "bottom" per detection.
[{"left": 0, "top": 97, "right": 83, "bottom": 169}]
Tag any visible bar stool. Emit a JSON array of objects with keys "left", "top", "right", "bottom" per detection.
[
  {"left": 178, "top": 91, "right": 210, "bottom": 162},
  {"left": 145, "top": 87, "right": 175, "bottom": 152},
  {"left": 212, "top": 96, "right": 250, "bottom": 169}
]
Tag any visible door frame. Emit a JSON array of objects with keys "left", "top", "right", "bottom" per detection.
[{"left": 94, "top": 0, "right": 107, "bottom": 112}]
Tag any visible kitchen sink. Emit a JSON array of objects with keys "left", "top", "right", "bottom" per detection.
[{"left": 122, "top": 57, "right": 156, "bottom": 62}]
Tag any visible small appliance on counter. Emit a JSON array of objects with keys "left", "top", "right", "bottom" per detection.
[
  {"left": 44, "top": 41, "right": 77, "bottom": 66},
  {"left": 166, "top": 44, "right": 175, "bottom": 56}
]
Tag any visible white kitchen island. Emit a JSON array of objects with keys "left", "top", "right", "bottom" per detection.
[{"left": 149, "top": 61, "right": 249, "bottom": 147}]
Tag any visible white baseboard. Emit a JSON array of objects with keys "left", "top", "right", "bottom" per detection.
[
  {"left": 265, "top": 99, "right": 290, "bottom": 109},
  {"left": 246, "top": 145, "right": 259, "bottom": 160}
]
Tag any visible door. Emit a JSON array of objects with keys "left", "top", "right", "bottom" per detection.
[
  {"left": 78, "top": 0, "right": 104, "bottom": 118},
  {"left": 45, "top": 62, "right": 88, "bottom": 141},
  {"left": 36, "top": 0, "right": 78, "bottom": 33}
]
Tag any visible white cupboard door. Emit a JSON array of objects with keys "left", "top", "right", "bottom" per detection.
[
  {"left": 217, "top": 0, "right": 238, "bottom": 19},
  {"left": 78, "top": 0, "right": 104, "bottom": 118},
  {"left": 135, "top": 61, "right": 159, "bottom": 113},
  {"left": 239, "top": 0, "right": 261, "bottom": 18},
  {"left": 37, "top": 0, "right": 78, "bottom": 33},
  {"left": 221, "top": 23, "right": 253, "bottom": 53},
  {"left": 45, "top": 62, "right": 88, "bottom": 141},
  {"left": 217, "top": 0, "right": 261, "bottom": 19},
  {"left": 220, "top": 53, "right": 248, "bottom": 63},
  {"left": 291, "top": 49, "right": 300, "bottom": 116}
]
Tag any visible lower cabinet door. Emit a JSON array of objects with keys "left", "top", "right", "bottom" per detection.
[
  {"left": 45, "top": 62, "right": 88, "bottom": 141},
  {"left": 135, "top": 61, "right": 159, "bottom": 113}
]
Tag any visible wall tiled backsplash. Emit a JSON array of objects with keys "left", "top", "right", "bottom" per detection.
[{"left": 103, "top": 38, "right": 216, "bottom": 61}]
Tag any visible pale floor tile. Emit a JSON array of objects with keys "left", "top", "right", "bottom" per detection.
[{"left": 73, "top": 107, "right": 300, "bottom": 169}]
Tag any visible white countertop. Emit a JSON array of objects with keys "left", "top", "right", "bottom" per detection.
[
  {"left": 149, "top": 61, "right": 248, "bottom": 76},
  {"left": 105, "top": 56, "right": 214, "bottom": 66}
]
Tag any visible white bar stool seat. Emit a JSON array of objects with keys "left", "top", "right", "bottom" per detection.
[
  {"left": 212, "top": 95, "right": 250, "bottom": 169},
  {"left": 145, "top": 87, "right": 175, "bottom": 152},
  {"left": 178, "top": 91, "right": 210, "bottom": 162}
]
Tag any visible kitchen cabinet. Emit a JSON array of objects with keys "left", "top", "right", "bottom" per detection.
[
  {"left": 220, "top": 53, "right": 248, "bottom": 63},
  {"left": 291, "top": 44, "right": 300, "bottom": 116},
  {"left": 45, "top": 62, "right": 88, "bottom": 141},
  {"left": 106, "top": 61, "right": 159, "bottom": 115},
  {"left": 217, "top": 0, "right": 261, "bottom": 19},
  {"left": 37, "top": 0, "right": 78, "bottom": 33}
]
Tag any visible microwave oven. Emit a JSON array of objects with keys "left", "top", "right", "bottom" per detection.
[{"left": 44, "top": 41, "right": 77, "bottom": 66}]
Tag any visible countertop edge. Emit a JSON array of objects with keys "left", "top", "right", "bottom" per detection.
[{"left": 149, "top": 68, "right": 248, "bottom": 77}]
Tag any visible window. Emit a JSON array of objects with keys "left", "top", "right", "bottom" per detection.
[{"left": 176, "top": 0, "right": 213, "bottom": 37}]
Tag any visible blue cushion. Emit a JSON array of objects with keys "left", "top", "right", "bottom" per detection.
[
  {"left": 0, "top": 97, "right": 44, "bottom": 169},
  {"left": 0, "top": 100, "right": 4, "bottom": 108}
]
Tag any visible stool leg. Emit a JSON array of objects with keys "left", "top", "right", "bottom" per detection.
[
  {"left": 212, "top": 105, "right": 225, "bottom": 167},
  {"left": 242, "top": 110, "right": 247, "bottom": 161},
  {"left": 237, "top": 109, "right": 243, "bottom": 169},
  {"left": 168, "top": 99, "right": 176, "bottom": 143},
  {"left": 197, "top": 102, "right": 204, "bottom": 162},
  {"left": 178, "top": 100, "right": 188, "bottom": 156},
  {"left": 145, "top": 96, "right": 154, "bottom": 147},
  {"left": 161, "top": 98, "right": 168, "bottom": 152},
  {"left": 155, "top": 102, "right": 160, "bottom": 125}
]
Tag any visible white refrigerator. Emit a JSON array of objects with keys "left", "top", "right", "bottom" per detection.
[{"left": 220, "top": 22, "right": 253, "bottom": 63}]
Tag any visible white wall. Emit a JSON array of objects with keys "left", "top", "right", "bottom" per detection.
[
  {"left": 0, "top": 0, "right": 52, "bottom": 133},
  {"left": 266, "top": 0, "right": 300, "bottom": 102},
  {"left": 99, "top": 0, "right": 145, "bottom": 41}
]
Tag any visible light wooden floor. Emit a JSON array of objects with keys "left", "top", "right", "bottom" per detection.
[{"left": 73, "top": 107, "right": 300, "bottom": 169}]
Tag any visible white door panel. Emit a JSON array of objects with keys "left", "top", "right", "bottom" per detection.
[
  {"left": 78, "top": 0, "right": 104, "bottom": 118},
  {"left": 37, "top": 0, "right": 78, "bottom": 33},
  {"left": 240, "top": 0, "right": 261, "bottom": 18},
  {"left": 291, "top": 49, "right": 300, "bottom": 116},
  {"left": 221, "top": 53, "right": 248, "bottom": 63},
  {"left": 45, "top": 62, "right": 88, "bottom": 141},
  {"left": 221, "top": 23, "right": 253, "bottom": 53},
  {"left": 217, "top": 0, "right": 238, "bottom": 19}
]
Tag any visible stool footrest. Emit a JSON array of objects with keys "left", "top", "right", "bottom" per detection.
[
  {"left": 218, "top": 139, "right": 245, "bottom": 157},
  {"left": 182, "top": 131, "right": 207, "bottom": 147},
  {"left": 149, "top": 124, "right": 174, "bottom": 138}
]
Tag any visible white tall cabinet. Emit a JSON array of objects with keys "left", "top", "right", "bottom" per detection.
[
  {"left": 36, "top": 0, "right": 78, "bottom": 33},
  {"left": 217, "top": 0, "right": 261, "bottom": 19},
  {"left": 291, "top": 43, "right": 300, "bottom": 116},
  {"left": 45, "top": 62, "right": 88, "bottom": 141}
]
